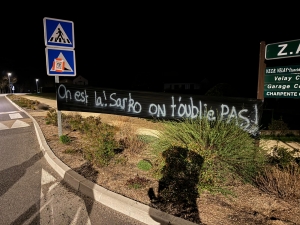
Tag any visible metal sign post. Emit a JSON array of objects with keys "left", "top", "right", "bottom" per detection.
[
  {"left": 257, "top": 41, "right": 266, "bottom": 100},
  {"left": 55, "top": 76, "right": 62, "bottom": 137},
  {"left": 43, "top": 17, "right": 76, "bottom": 138}
]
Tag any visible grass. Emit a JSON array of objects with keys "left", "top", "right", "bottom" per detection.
[
  {"left": 63, "top": 148, "right": 78, "bottom": 154},
  {"left": 126, "top": 174, "right": 150, "bottom": 189},
  {"left": 151, "top": 117, "right": 267, "bottom": 194},
  {"left": 137, "top": 159, "right": 152, "bottom": 171}
]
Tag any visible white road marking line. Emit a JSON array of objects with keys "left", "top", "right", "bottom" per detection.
[
  {"left": 0, "top": 123, "right": 9, "bottom": 130},
  {"left": 0, "top": 111, "right": 20, "bottom": 115},
  {"left": 11, "top": 120, "right": 30, "bottom": 128},
  {"left": 9, "top": 113, "right": 23, "bottom": 119}
]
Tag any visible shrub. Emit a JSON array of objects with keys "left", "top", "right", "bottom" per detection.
[
  {"left": 151, "top": 117, "right": 267, "bottom": 194},
  {"left": 255, "top": 163, "right": 300, "bottom": 199},
  {"left": 60, "top": 113, "right": 83, "bottom": 130},
  {"left": 45, "top": 108, "right": 58, "bottom": 125},
  {"left": 115, "top": 120, "right": 147, "bottom": 154},
  {"left": 119, "top": 135, "right": 146, "bottom": 154},
  {"left": 255, "top": 140, "right": 300, "bottom": 199},
  {"left": 268, "top": 117, "right": 289, "bottom": 136},
  {"left": 68, "top": 113, "right": 83, "bottom": 131},
  {"left": 59, "top": 135, "right": 71, "bottom": 144},
  {"left": 266, "top": 145, "right": 300, "bottom": 169},
  {"left": 46, "top": 113, "right": 119, "bottom": 167},
  {"left": 37, "top": 103, "right": 50, "bottom": 110},
  {"left": 81, "top": 116, "right": 119, "bottom": 167}
]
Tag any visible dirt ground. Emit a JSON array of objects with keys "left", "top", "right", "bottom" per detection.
[{"left": 25, "top": 108, "right": 300, "bottom": 225}]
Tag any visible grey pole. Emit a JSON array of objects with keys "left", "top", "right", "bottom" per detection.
[
  {"left": 8, "top": 73, "right": 11, "bottom": 94},
  {"left": 55, "top": 76, "right": 62, "bottom": 137}
]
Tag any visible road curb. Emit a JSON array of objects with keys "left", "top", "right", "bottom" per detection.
[{"left": 5, "top": 95, "right": 198, "bottom": 225}]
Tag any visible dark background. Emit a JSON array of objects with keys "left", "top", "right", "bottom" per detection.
[
  {"left": 1, "top": 7, "right": 300, "bottom": 129},
  {"left": 2, "top": 11, "right": 299, "bottom": 95}
]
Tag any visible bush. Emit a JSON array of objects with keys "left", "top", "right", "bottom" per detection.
[
  {"left": 46, "top": 113, "right": 119, "bottom": 167},
  {"left": 81, "top": 116, "right": 119, "bottom": 167},
  {"left": 266, "top": 145, "right": 300, "bottom": 169},
  {"left": 268, "top": 117, "right": 289, "bottom": 136},
  {"left": 256, "top": 139, "right": 300, "bottom": 200},
  {"left": 255, "top": 163, "right": 300, "bottom": 199},
  {"left": 61, "top": 113, "right": 83, "bottom": 130},
  {"left": 59, "top": 135, "right": 71, "bottom": 144},
  {"left": 151, "top": 117, "right": 267, "bottom": 194},
  {"left": 114, "top": 120, "right": 147, "bottom": 154},
  {"left": 68, "top": 113, "right": 83, "bottom": 130},
  {"left": 45, "top": 108, "right": 58, "bottom": 125},
  {"left": 37, "top": 103, "right": 50, "bottom": 110},
  {"left": 119, "top": 135, "right": 146, "bottom": 154}
]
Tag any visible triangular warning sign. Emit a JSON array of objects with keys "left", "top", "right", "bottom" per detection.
[
  {"left": 50, "top": 52, "right": 73, "bottom": 72},
  {"left": 11, "top": 120, "right": 30, "bottom": 128},
  {"left": 48, "top": 23, "right": 72, "bottom": 45}
]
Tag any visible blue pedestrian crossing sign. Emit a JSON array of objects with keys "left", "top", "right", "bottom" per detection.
[
  {"left": 45, "top": 48, "right": 76, "bottom": 76},
  {"left": 43, "top": 17, "right": 75, "bottom": 49}
]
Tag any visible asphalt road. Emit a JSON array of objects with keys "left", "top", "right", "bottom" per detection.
[{"left": 0, "top": 95, "right": 146, "bottom": 225}]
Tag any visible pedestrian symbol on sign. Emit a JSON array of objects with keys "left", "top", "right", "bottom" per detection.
[
  {"left": 55, "top": 28, "right": 66, "bottom": 42},
  {"left": 48, "top": 23, "right": 71, "bottom": 45}
]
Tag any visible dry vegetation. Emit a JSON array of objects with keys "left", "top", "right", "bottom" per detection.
[{"left": 7, "top": 94, "right": 300, "bottom": 225}]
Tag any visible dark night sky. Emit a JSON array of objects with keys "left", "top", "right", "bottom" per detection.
[{"left": 1, "top": 9, "right": 300, "bottom": 98}]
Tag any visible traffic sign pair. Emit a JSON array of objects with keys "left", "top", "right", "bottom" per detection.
[{"left": 44, "top": 17, "right": 76, "bottom": 76}]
